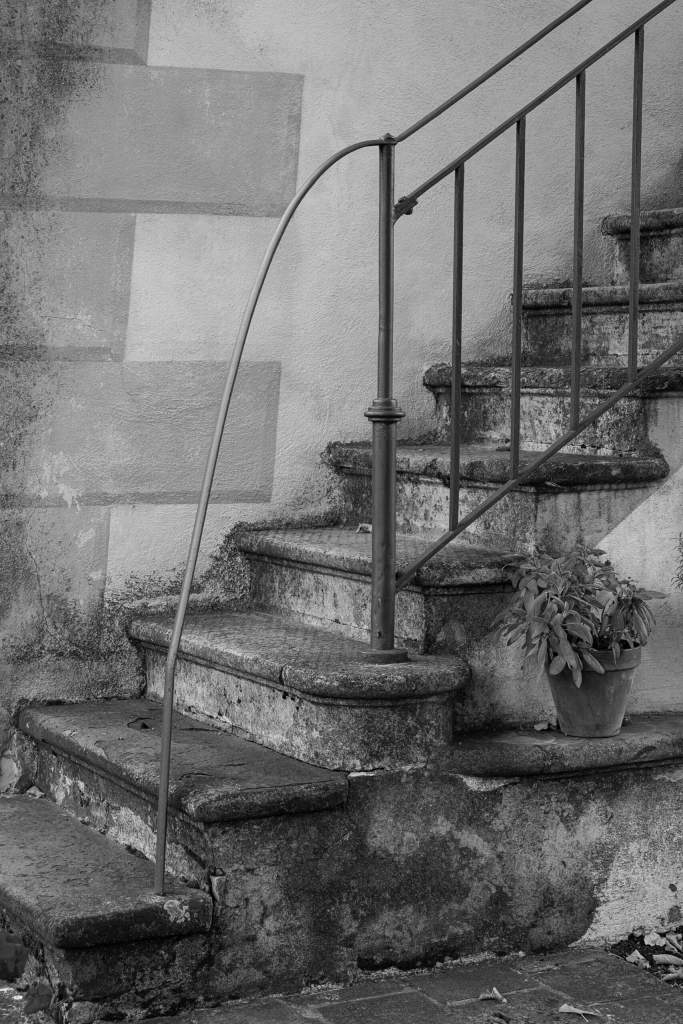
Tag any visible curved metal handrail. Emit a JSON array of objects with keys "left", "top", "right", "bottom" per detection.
[{"left": 153, "top": 136, "right": 384, "bottom": 892}]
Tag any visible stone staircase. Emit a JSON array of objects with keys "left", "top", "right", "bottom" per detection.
[{"left": 1, "top": 208, "right": 682, "bottom": 1021}]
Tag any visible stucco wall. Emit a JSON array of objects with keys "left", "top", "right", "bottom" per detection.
[{"left": 0, "top": 0, "right": 681, "bottom": 668}]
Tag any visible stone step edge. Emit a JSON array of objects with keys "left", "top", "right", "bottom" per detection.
[
  {"left": 423, "top": 361, "right": 683, "bottom": 394},
  {"left": 17, "top": 699, "right": 348, "bottom": 824},
  {"left": 524, "top": 279, "right": 683, "bottom": 311},
  {"left": 327, "top": 441, "right": 669, "bottom": 488},
  {"left": 432, "top": 714, "right": 683, "bottom": 778},
  {"left": 236, "top": 528, "right": 514, "bottom": 591},
  {"left": 602, "top": 207, "right": 683, "bottom": 236},
  {"left": 0, "top": 795, "right": 212, "bottom": 949},
  {"left": 130, "top": 614, "right": 470, "bottom": 701}
]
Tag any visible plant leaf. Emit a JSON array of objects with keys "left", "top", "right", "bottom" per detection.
[
  {"left": 548, "top": 654, "right": 566, "bottom": 675},
  {"left": 581, "top": 650, "right": 605, "bottom": 674}
]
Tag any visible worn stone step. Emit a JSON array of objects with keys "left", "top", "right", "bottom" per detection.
[
  {"left": 522, "top": 281, "right": 683, "bottom": 366},
  {"left": 128, "top": 612, "right": 470, "bottom": 770},
  {"left": 602, "top": 207, "right": 683, "bottom": 284},
  {"left": 10, "top": 697, "right": 347, "bottom": 881},
  {"left": 423, "top": 362, "right": 683, "bottom": 454},
  {"left": 0, "top": 794, "right": 212, "bottom": 1022},
  {"left": 235, "top": 528, "right": 514, "bottom": 654},
  {"left": 327, "top": 441, "right": 667, "bottom": 553},
  {"left": 436, "top": 713, "right": 683, "bottom": 778}
]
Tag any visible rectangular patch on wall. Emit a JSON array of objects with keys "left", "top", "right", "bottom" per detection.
[
  {"left": 1, "top": 361, "right": 281, "bottom": 505},
  {"left": 1, "top": 63, "right": 303, "bottom": 216},
  {"left": 0, "top": 211, "right": 134, "bottom": 358},
  {"left": 0, "top": 0, "right": 151, "bottom": 64}
]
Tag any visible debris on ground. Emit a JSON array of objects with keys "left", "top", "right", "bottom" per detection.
[{"left": 611, "top": 921, "right": 683, "bottom": 987}]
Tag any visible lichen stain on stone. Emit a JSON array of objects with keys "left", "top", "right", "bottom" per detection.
[{"left": 1, "top": 5, "right": 109, "bottom": 663}]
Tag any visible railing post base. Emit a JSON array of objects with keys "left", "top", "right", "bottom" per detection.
[{"left": 364, "top": 397, "right": 405, "bottom": 658}]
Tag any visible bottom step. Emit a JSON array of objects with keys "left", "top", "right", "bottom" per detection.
[{"left": 0, "top": 795, "right": 212, "bottom": 1022}]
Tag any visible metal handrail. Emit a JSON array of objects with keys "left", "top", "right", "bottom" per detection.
[
  {"left": 394, "top": 0, "right": 676, "bottom": 216},
  {"left": 153, "top": 136, "right": 383, "bottom": 892},
  {"left": 153, "top": 0, "right": 680, "bottom": 893}
]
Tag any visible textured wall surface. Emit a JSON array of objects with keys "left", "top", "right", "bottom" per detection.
[{"left": 0, "top": 0, "right": 292, "bottom": 664}]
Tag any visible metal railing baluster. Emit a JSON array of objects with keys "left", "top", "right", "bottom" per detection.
[
  {"left": 510, "top": 118, "right": 526, "bottom": 479},
  {"left": 571, "top": 71, "right": 586, "bottom": 430},
  {"left": 629, "top": 27, "right": 645, "bottom": 380},
  {"left": 365, "top": 137, "right": 406, "bottom": 660},
  {"left": 450, "top": 165, "right": 465, "bottom": 529}
]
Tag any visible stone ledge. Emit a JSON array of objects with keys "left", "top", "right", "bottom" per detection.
[
  {"left": 18, "top": 699, "right": 348, "bottom": 822},
  {"left": 433, "top": 714, "right": 683, "bottom": 777},
  {"left": 236, "top": 526, "right": 513, "bottom": 591},
  {"left": 130, "top": 611, "right": 469, "bottom": 700},
  {"left": 328, "top": 441, "right": 668, "bottom": 488},
  {"left": 423, "top": 361, "right": 683, "bottom": 394},
  {"left": 602, "top": 207, "right": 683, "bottom": 236},
  {"left": 0, "top": 795, "right": 212, "bottom": 948},
  {"left": 523, "top": 280, "right": 683, "bottom": 311}
]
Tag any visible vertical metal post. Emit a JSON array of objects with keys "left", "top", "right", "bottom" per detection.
[
  {"left": 510, "top": 117, "right": 526, "bottom": 478},
  {"left": 365, "top": 136, "right": 405, "bottom": 659},
  {"left": 450, "top": 164, "right": 465, "bottom": 529},
  {"left": 571, "top": 71, "right": 586, "bottom": 430},
  {"left": 629, "top": 26, "right": 644, "bottom": 381}
]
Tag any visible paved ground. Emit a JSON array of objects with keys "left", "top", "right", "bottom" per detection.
[{"left": 3, "top": 948, "right": 683, "bottom": 1023}]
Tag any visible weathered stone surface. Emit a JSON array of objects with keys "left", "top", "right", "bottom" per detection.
[
  {"left": 329, "top": 440, "right": 667, "bottom": 488},
  {"left": 0, "top": 795, "right": 211, "bottom": 947},
  {"left": 237, "top": 527, "right": 513, "bottom": 652},
  {"left": 132, "top": 611, "right": 469, "bottom": 770},
  {"left": 0, "top": 361, "right": 280, "bottom": 505},
  {"left": 0, "top": 211, "right": 135, "bottom": 357},
  {"left": 17, "top": 698, "right": 347, "bottom": 822},
  {"left": 423, "top": 362, "right": 683, "bottom": 455},
  {"left": 2, "top": 62, "right": 303, "bottom": 217},
  {"left": 435, "top": 713, "right": 683, "bottom": 777},
  {"left": 602, "top": 207, "right": 683, "bottom": 284},
  {"left": 327, "top": 443, "right": 667, "bottom": 554},
  {"left": 522, "top": 281, "right": 683, "bottom": 366},
  {"left": 0, "top": 0, "right": 151, "bottom": 64}
]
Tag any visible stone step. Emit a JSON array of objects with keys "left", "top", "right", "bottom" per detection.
[
  {"left": 10, "top": 698, "right": 347, "bottom": 882},
  {"left": 327, "top": 441, "right": 667, "bottom": 552},
  {"left": 0, "top": 794, "right": 212, "bottom": 1022},
  {"left": 128, "top": 614, "right": 470, "bottom": 770},
  {"left": 235, "top": 528, "right": 514, "bottom": 655},
  {"left": 522, "top": 281, "right": 683, "bottom": 366},
  {"left": 423, "top": 362, "right": 683, "bottom": 454},
  {"left": 602, "top": 207, "right": 683, "bottom": 284}
]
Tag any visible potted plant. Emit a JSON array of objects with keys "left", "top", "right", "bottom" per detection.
[{"left": 495, "top": 547, "right": 661, "bottom": 737}]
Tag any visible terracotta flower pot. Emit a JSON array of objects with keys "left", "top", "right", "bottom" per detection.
[{"left": 547, "top": 646, "right": 641, "bottom": 738}]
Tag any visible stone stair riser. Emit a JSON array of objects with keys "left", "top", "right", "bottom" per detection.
[
  {"left": 431, "top": 389, "right": 649, "bottom": 454},
  {"left": 8, "top": 731, "right": 207, "bottom": 885},
  {"left": 335, "top": 471, "right": 657, "bottom": 552},
  {"left": 6, "top": 760, "right": 683, "bottom": 1005},
  {"left": 609, "top": 229, "right": 683, "bottom": 284},
  {"left": 142, "top": 646, "right": 455, "bottom": 771},
  {"left": 243, "top": 554, "right": 511, "bottom": 655},
  {"left": 522, "top": 305, "right": 683, "bottom": 366},
  {"left": 3, "top": 926, "right": 209, "bottom": 1024}
]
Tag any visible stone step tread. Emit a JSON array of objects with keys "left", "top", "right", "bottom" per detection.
[
  {"left": 18, "top": 699, "right": 347, "bottom": 822},
  {"left": 327, "top": 441, "right": 668, "bottom": 487},
  {"left": 435, "top": 713, "right": 683, "bottom": 778},
  {"left": 602, "top": 207, "right": 683, "bottom": 235},
  {"left": 130, "top": 613, "right": 468, "bottom": 698},
  {"left": 0, "top": 794, "right": 212, "bottom": 949},
  {"left": 236, "top": 527, "right": 514, "bottom": 589},
  {"left": 523, "top": 279, "right": 683, "bottom": 309},
  {"left": 423, "top": 361, "right": 683, "bottom": 393}
]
